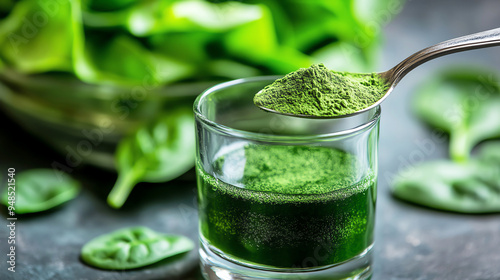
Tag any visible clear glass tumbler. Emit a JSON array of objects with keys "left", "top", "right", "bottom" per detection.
[{"left": 194, "top": 77, "right": 380, "bottom": 280}]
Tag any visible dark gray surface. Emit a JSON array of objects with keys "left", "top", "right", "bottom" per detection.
[
  {"left": 1, "top": 0, "right": 500, "bottom": 279},
  {"left": 0, "top": 118, "right": 200, "bottom": 280},
  {"left": 375, "top": 0, "right": 500, "bottom": 279}
]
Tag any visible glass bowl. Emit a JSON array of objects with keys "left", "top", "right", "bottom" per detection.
[{"left": 0, "top": 69, "right": 215, "bottom": 169}]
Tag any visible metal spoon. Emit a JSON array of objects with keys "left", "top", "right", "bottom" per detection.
[{"left": 257, "top": 27, "right": 500, "bottom": 119}]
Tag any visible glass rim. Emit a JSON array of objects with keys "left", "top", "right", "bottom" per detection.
[{"left": 194, "top": 76, "right": 381, "bottom": 142}]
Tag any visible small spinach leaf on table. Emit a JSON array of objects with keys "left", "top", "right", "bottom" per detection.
[
  {"left": 81, "top": 226, "right": 194, "bottom": 270},
  {"left": 392, "top": 142, "right": 500, "bottom": 213},
  {"left": 107, "top": 107, "right": 195, "bottom": 208},
  {"left": 1, "top": 169, "right": 80, "bottom": 214},
  {"left": 413, "top": 69, "right": 500, "bottom": 162}
]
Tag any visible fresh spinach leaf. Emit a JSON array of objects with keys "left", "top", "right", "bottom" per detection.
[
  {"left": 2, "top": 0, "right": 397, "bottom": 85},
  {"left": 81, "top": 226, "right": 194, "bottom": 270},
  {"left": 1, "top": 169, "right": 80, "bottom": 214},
  {"left": 0, "top": 0, "right": 76, "bottom": 73},
  {"left": 413, "top": 68, "right": 500, "bottom": 162},
  {"left": 107, "top": 107, "right": 195, "bottom": 208},
  {"left": 75, "top": 34, "right": 194, "bottom": 86},
  {"left": 392, "top": 142, "right": 500, "bottom": 213}
]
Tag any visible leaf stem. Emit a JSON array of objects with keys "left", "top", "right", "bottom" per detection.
[
  {"left": 450, "top": 126, "right": 470, "bottom": 163},
  {"left": 107, "top": 163, "right": 145, "bottom": 209}
]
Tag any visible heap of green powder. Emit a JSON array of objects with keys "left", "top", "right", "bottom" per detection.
[
  {"left": 254, "top": 63, "right": 388, "bottom": 117},
  {"left": 215, "top": 145, "right": 361, "bottom": 195}
]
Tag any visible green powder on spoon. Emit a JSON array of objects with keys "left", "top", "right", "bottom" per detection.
[{"left": 254, "top": 63, "right": 388, "bottom": 117}]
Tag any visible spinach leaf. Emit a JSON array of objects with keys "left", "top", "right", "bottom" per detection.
[
  {"left": 392, "top": 142, "right": 500, "bottom": 213},
  {"left": 107, "top": 107, "right": 195, "bottom": 208},
  {"left": 81, "top": 226, "right": 194, "bottom": 270},
  {"left": 1, "top": 0, "right": 397, "bottom": 85},
  {"left": 0, "top": 0, "right": 77, "bottom": 73},
  {"left": 1, "top": 169, "right": 80, "bottom": 214},
  {"left": 413, "top": 68, "right": 500, "bottom": 162},
  {"left": 75, "top": 34, "right": 193, "bottom": 86}
]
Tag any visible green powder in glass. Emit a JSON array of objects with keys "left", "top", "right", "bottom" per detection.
[
  {"left": 197, "top": 144, "right": 376, "bottom": 268},
  {"left": 253, "top": 63, "right": 388, "bottom": 117},
  {"left": 214, "top": 144, "right": 361, "bottom": 195}
]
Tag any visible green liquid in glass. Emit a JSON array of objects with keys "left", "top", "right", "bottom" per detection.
[{"left": 197, "top": 144, "right": 376, "bottom": 269}]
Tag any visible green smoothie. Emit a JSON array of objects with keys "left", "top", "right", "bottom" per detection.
[{"left": 197, "top": 144, "right": 376, "bottom": 269}]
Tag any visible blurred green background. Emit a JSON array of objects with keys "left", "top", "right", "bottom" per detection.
[{"left": 0, "top": 0, "right": 394, "bottom": 169}]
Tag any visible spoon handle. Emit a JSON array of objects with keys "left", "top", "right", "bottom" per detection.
[{"left": 386, "top": 27, "right": 500, "bottom": 84}]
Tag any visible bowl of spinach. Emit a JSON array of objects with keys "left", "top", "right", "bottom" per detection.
[{"left": 0, "top": 0, "right": 396, "bottom": 168}]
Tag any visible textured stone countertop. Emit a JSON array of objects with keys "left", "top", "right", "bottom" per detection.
[{"left": 1, "top": 0, "right": 500, "bottom": 279}]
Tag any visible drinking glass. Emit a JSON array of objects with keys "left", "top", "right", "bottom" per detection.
[{"left": 194, "top": 77, "right": 380, "bottom": 280}]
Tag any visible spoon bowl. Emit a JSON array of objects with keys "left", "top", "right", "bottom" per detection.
[{"left": 257, "top": 27, "right": 500, "bottom": 118}]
